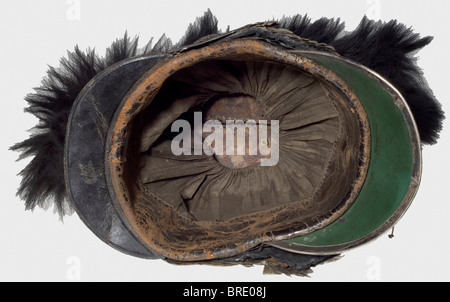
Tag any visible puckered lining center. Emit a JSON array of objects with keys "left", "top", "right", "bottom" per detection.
[{"left": 135, "top": 60, "right": 342, "bottom": 221}]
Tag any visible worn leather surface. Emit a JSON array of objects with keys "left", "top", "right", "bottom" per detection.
[{"left": 66, "top": 56, "right": 167, "bottom": 258}]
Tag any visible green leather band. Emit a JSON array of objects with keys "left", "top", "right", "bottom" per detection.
[{"left": 283, "top": 53, "right": 419, "bottom": 250}]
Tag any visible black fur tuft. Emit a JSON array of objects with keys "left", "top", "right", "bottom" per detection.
[
  {"left": 331, "top": 17, "right": 444, "bottom": 145},
  {"left": 150, "top": 34, "right": 174, "bottom": 53},
  {"left": 11, "top": 47, "right": 104, "bottom": 217},
  {"left": 105, "top": 32, "right": 139, "bottom": 66},
  {"left": 177, "top": 9, "right": 219, "bottom": 47},
  {"left": 278, "top": 15, "right": 445, "bottom": 145},
  {"left": 279, "top": 14, "right": 344, "bottom": 44}
]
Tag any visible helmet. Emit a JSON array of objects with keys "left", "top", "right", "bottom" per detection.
[{"left": 12, "top": 10, "right": 444, "bottom": 275}]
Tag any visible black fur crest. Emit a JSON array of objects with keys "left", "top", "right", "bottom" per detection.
[{"left": 11, "top": 10, "right": 444, "bottom": 217}]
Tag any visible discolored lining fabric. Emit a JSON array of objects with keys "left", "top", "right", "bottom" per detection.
[{"left": 136, "top": 60, "right": 342, "bottom": 222}]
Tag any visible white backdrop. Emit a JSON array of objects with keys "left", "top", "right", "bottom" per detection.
[{"left": 1, "top": 0, "right": 449, "bottom": 282}]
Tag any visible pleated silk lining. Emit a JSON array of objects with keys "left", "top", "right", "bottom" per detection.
[{"left": 137, "top": 60, "right": 341, "bottom": 222}]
